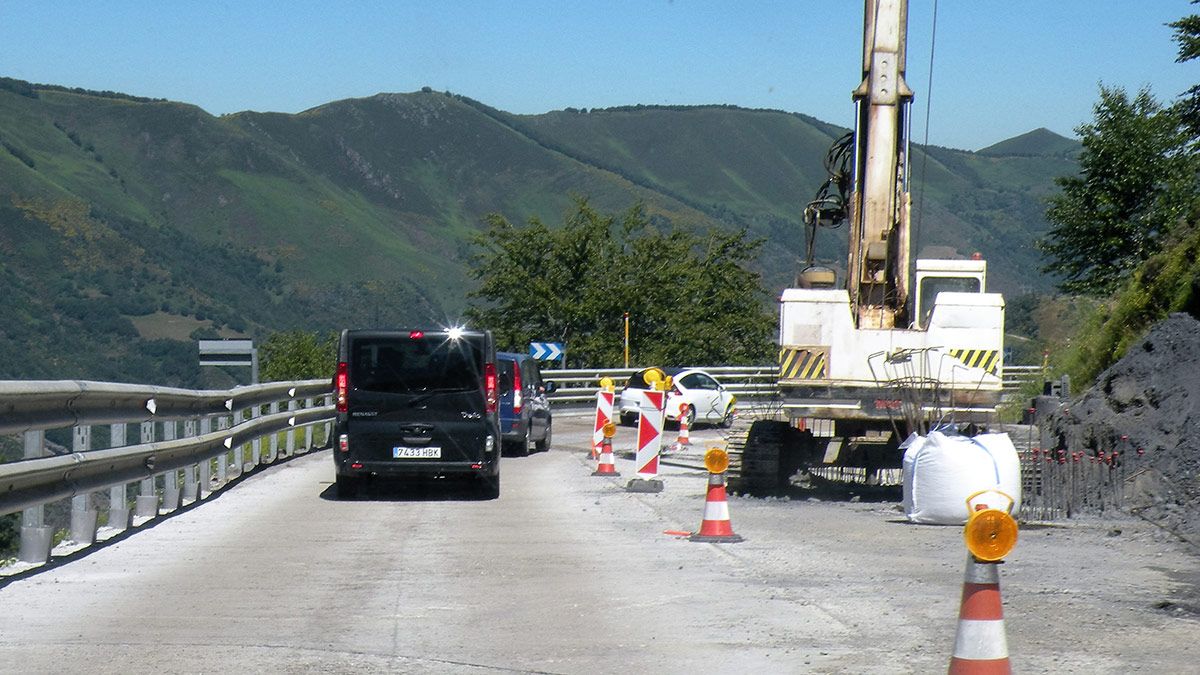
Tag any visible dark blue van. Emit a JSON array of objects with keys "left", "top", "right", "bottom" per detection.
[
  {"left": 496, "top": 352, "right": 556, "bottom": 456},
  {"left": 332, "top": 328, "right": 501, "bottom": 499}
]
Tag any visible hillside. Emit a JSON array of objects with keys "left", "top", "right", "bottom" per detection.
[
  {"left": 0, "top": 77, "right": 1078, "bottom": 384},
  {"left": 498, "top": 105, "right": 1078, "bottom": 293}
]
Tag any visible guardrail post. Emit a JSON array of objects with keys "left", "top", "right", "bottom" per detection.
[
  {"left": 161, "top": 421, "right": 181, "bottom": 511},
  {"left": 250, "top": 405, "right": 262, "bottom": 469},
  {"left": 324, "top": 394, "right": 333, "bottom": 447},
  {"left": 136, "top": 421, "right": 159, "bottom": 518},
  {"left": 286, "top": 399, "right": 297, "bottom": 457},
  {"left": 18, "top": 430, "right": 53, "bottom": 563},
  {"left": 267, "top": 400, "right": 280, "bottom": 462},
  {"left": 107, "top": 422, "right": 132, "bottom": 532},
  {"left": 198, "top": 417, "right": 213, "bottom": 496},
  {"left": 69, "top": 425, "right": 99, "bottom": 545},
  {"left": 182, "top": 419, "right": 200, "bottom": 503},
  {"left": 217, "top": 415, "right": 232, "bottom": 482},
  {"left": 303, "top": 397, "right": 313, "bottom": 452}
]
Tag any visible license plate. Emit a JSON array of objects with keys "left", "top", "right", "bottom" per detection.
[{"left": 393, "top": 446, "right": 441, "bottom": 459}]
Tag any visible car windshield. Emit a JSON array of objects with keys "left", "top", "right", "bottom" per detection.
[{"left": 351, "top": 336, "right": 482, "bottom": 394}]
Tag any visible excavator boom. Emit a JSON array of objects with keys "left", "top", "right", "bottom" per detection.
[{"left": 848, "top": 0, "right": 913, "bottom": 329}]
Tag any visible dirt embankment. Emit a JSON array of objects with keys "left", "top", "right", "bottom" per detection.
[{"left": 1044, "top": 312, "right": 1200, "bottom": 545}]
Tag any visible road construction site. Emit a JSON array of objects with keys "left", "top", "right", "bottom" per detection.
[{"left": 0, "top": 414, "right": 1195, "bottom": 674}]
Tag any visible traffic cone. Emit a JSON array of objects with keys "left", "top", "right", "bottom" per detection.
[
  {"left": 676, "top": 402, "right": 691, "bottom": 447},
  {"left": 689, "top": 471, "right": 744, "bottom": 543},
  {"left": 949, "top": 555, "right": 1011, "bottom": 674},
  {"left": 592, "top": 435, "right": 620, "bottom": 476}
]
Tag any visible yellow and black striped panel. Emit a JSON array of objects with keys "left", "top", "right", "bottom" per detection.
[
  {"left": 949, "top": 348, "right": 1000, "bottom": 376},
  {"left": 779, "top": 347, "right": 827, "bottom": 380}
]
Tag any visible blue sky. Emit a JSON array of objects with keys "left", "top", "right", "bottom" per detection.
[{"left": 3, "top": 1, "right": 1196, "bottom": 150}]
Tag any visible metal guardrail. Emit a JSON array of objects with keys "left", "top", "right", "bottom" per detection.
[
  {"left": 543, "top": 365, "right": 1043, "bottom": 405},
  {"left": 1, "top": 378, "right": 334, "bottom": 567},
  {"left": 0, "top": 379, "right": 332, "bottom": 435},
  {"left": 1001, "top": 365, "right": 1042, "bottom": 392},
  {"left": 542, "top": 365, "right": 780, "bottom": 405}
]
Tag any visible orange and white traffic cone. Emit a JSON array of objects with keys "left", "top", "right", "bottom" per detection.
[
  {"left": 675, "top": 402, "right": 691, "bottom": 448},
  {"left": 689, "top": 450, "right": 743, "bottom": 543},
  {"left": 592, "top": 424, "right": 620, "bottom": 477},
  {"left": 948, "top": 556, "right": 1011, "bottom": 674}
]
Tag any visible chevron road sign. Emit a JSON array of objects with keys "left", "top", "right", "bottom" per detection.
[{"left": 529, "top": 342, "right": 564, "bottom": 361}]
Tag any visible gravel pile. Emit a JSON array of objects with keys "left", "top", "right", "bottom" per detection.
[{"left": 1043, "top": 312, "right": 1200, "bottom": 544}]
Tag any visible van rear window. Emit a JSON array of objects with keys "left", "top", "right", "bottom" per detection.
[
  {"left": 498, "top": 360, "right": 516, "bottom": 393},
  {"left": 351, "top": 336, "right": 483, "bottom": 393}
]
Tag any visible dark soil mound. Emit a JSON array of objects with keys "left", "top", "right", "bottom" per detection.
[{"left": 1044, "top": 313, "right": 1200, "bottom": 544}]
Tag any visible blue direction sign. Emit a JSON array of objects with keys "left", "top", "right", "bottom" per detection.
[{"left": 530, "top": 342, "right": 564, "bottom": 361}]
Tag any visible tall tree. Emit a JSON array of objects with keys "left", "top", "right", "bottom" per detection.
[
  {"left": 1170, "top": 3, "right": 1200, "bottom": 137},
  {"left": 466, "top": 198, "right": 774, "bottom": 368},
  {"left": 1038, "top": 86, "right": 1195, "bottom": 296}
]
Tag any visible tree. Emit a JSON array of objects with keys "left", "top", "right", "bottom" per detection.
[
  {"left": 1171, "top": 5, "right": 1200, "bottom": 138},
  {"left": 1038, "top": 86, "right": 1196, "bottom": 296},
  {"left": 260, "top": 330, "right": 337, "bottom": 381},
  {"left": 466, "top": 198, "right": 774, "bottom": 368}
]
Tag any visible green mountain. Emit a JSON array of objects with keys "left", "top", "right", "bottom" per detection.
[{"left": 0, "top": 77, "right": 1078, "bottom": 384}]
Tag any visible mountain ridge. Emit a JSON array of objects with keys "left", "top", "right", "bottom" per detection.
[{"left": 0, "top": 77, "right": 1078, "bottom": 383}]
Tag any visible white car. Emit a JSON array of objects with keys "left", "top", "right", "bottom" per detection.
[{"left": 617, "top": 367, "right": 736, "bottom": 428}]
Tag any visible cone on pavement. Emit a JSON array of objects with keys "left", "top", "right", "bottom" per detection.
[
  {"left": 949, "top": 556, "right": 1011, "bottom": 674},
  {"left": 689, "top": 447, "right": 744, "bottom": 543},
  {"left": 950, "top": 492, "right": 1018, "bottom": 674},
  {"left": 592, "top": 422, "right": 620, "bottom": 476},
  {"left": 675, "top": 402, "right": 691, "bottom": 447}
]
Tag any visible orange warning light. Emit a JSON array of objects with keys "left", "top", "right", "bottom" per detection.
[
  {"left": 704, "top": 447, "right": 730, "bottom": 474},
  {"left": 964, "top": 508, "right": 1018, "bottom": 562}
]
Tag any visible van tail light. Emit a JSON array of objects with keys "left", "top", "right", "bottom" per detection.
[
  {"left": 336, "top": 361, "right": 349, "bottom": 413},
  {"left": 485, "top": 362, "right": 498, "bottom": 413},
  {"left": 512, "top": 363, "right": 523, "bottom": 414},
  {"left": 338, "top": 434, "right": 349, "bottom": 453}
]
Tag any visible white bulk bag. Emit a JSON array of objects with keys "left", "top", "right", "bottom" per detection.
[{"left": 901, "top": 430, "right": 1022, "bottom": 525}]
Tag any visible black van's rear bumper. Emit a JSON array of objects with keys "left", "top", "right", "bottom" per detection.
[{"left": 336, "top": 458, "right": 498, "bottom": 478}]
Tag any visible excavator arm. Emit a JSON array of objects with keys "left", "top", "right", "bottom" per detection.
[{"left": 847, "top": 0, "right": 913, "bottom": 329}]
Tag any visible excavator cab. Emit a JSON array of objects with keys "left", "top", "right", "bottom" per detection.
[{"left": 913, "top": 258, "right": 988, "bottom": 330}]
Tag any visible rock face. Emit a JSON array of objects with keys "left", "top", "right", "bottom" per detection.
[{"left": 1044, "top": 313, "right": 1200, "bottom": 543}]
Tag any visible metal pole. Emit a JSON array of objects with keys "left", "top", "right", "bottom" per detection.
[
  {"left": 198, "top": 417, "right": 212, "bottom": 497},
  {"left": 69, "top": 425, "right": 99, "bottom": 544},
  {"left": 303, "top": 397, "right": 314, "bottom": 452},
  {"left": 161, "top": 421, "right": 181, "bottom": 511},
  {"left": 624, "top": 312, "right": 630, "bottom": 368},
  {"left": 286, "top": 399, "right": 297, "bottom": 457},
  {"left": 18, "top": 430, "right": 52, "bottom": 563},
  {"left": 267, "top": 400, "right": 280, "bottom": 462},
  {"left": 251, "top": 405, "right": 262, "bottom": 467},
  {"left": 182, "top": 419, "right": 200, "bottom": 502},
  {"left": 108, "top": 423, "right": 131, "bottom": 531},
  {"left": 217, "top": 415, "right": 231, "bottom": 482},
  {"left": 136, "top": 422, "right": 158, "bottom": 518}
]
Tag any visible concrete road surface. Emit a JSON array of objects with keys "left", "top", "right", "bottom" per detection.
[{"left": 0, "top": 415, "right": 1196, "bottom": 673}]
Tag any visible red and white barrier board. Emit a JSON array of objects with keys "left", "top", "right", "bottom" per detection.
[
  {"left": 592, "top": 390, "right": 614, "bottom": 458},
  {"left": 635, "top": 389, "right": 665, "bottom": 477}
]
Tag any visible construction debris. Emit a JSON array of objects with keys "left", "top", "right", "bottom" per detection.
[{"left": 1041, "top": 313, "right": 1200, "bottom": 545}]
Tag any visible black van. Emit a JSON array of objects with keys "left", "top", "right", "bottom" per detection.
[{"left": 332, "top": 328, "right": 501, "bottom": 499}]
